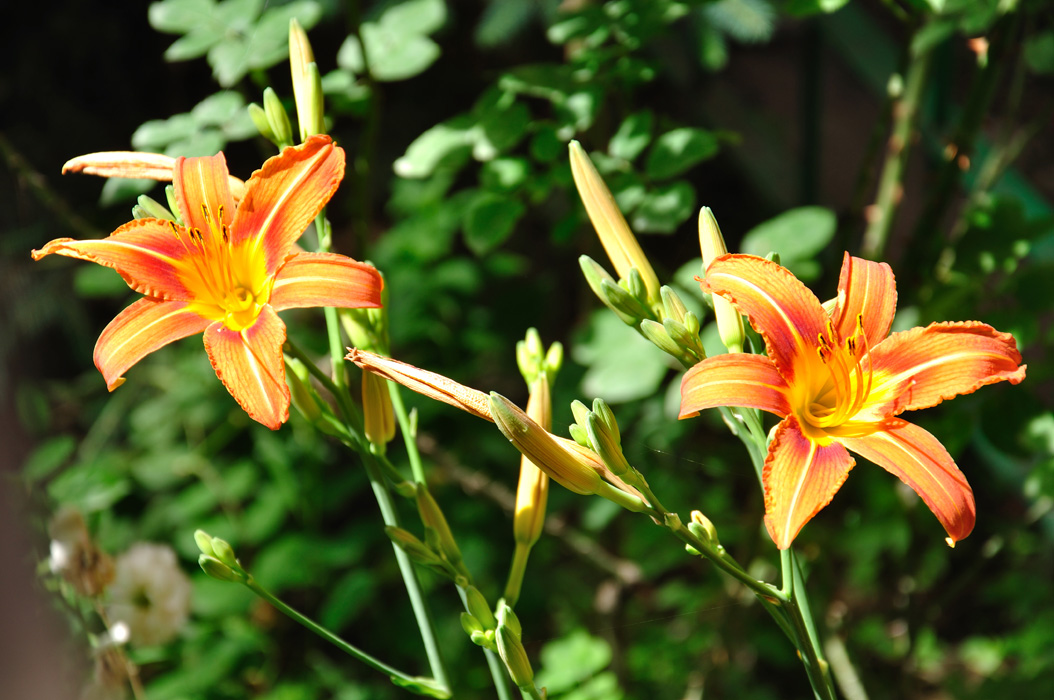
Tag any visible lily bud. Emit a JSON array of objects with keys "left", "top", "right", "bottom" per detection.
[
  {"left": 496, "top": 622, "right": 533, "bottom": 689},
  {"left": 384, "top": 526, "right": 446, "bottom": 569},
  {"left": 362, "top": 370, "right": 395, "bottom": 446},
  {"left": 660, "top": 285, "right": 688, "bottom": 324},
  {"left": 415, "top": 485, "right": 466, "bottom": 574},
  {"left": 513, "top": 377, "right": 551, "bottom": 549},
  {"left": 689, "top": 509, "right": 720, "bottom": 547},
  {"left": 248, "top": 102, "right": 279, "bottom": 145},
  {"left": 289, "top": 19, "right": 324, "bottom": 140},
  {"left": 263, "top": 88, "right": 294, "bottom": 149},
  {"left": 285, "top": 357, "right": 322, "bottom": 422},
  {"left": 698, "top": 207, "right": 745, "bottom": 353},
  {"left": 490, "top": 393, "right": 603, "bottom": 496},
  {"left": 586, "top": 413, "right": 631, "bottom": 478},
  {"left": 640, "top": 319, "right": 681, "bottom": 357},
  {"left": 198, "top": 555, "right": 243, "bottom": 583},
  {"left": 133, "top": 194, "right": 175, "bottom": 222},
  {"left": 464, "top": 585, "right": 497, "bottom": 630},
  {"left": 569, "top": 141, "right": 660, "bottom": 306}
]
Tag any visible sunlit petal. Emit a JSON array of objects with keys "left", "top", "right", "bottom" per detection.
[
  {"left": 174, "top": 153, "right": 236, "bottom": 238},
  {"left": 679, "top": 354, "right": 791, "bottom": 419},
  {"left": 270, "top": 252, "right": 383, "bottom": 311},
  {"left": 703, "top": 254, "right": 827, "bottom": 384},
  {"left": 203, "top": 305, "right": 289, "bottom": 430},
  {"left": 231, "top": 135, "right": 344, "bottom": 273},
  {"left": 32, "top": 219, "right": 195, "bottom": 300},
  {"left": 63, "top": 152, "right": 246, "bottom": 201},
  {"left": 838, "top": 419, "right": 975, "bottom": 545},
  {"left": 829, "top": 253, "right": 896, "bottom": 345},
  {"left": 94, "top": 298, "right": 210, "bottom": 390},
  {"left": 764, "top": 416, "right": 855, "bottom": 549},
  {"left": 866, "top": 321, "right": 1026, "bottom": 415}
]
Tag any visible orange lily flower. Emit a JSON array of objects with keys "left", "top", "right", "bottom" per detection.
[
  {"left": 33, "top": 135, "right": 383, "bottom": 430},
  {"left": 680, "top": 253, "right": 1025, "bottom": 549}
]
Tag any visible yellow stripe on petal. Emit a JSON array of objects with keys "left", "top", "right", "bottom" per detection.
[
  {"left": 866, "top": 321, "right": 1026, "bottom": 416},
  {"left": 679, "top": 354, "right": 790, "bottom": 419},
  {"left": 203, "top": 305, "right": 290, "bottom": 430},
  {"left": 174, "top": 152, "right": 236, "bottom": 239},
  {"left": 838, "top": 419, "right": 975, "bottom": 545},
  {"left": 763, "top": 416, "right": 855, "bottom": 550},
  {"left": 704, "top": 255, "right": 828, "bottom": 385},
  {"left": 269, "top": 252, "right": 383, "bottom": 311},
  {"left": 94, "top": 298, "right": 211, "bottom": 390},
  {"left": 231, "top": 135, "right": 344, "bottom": 273}
]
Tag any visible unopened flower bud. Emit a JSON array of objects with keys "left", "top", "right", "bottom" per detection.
[
  {"left": 249, "top": 102, "right": 279, "bottom": 146},
  {"left": 209, "top": 536, "right": 238, "bottom": 569},
  {"left": 496, "top": 624, "right": 533, "bottom": 689},
  {"left": 133, "top": 194, "right": 176, "bottom": 222},
  {"left": 660, "top": 286, "right": 688, "bottom": 324},
  {"left": 464, "top": 585, "right": 497, "bottom": 630},
  {"left": 416, "top": 485, "right": 466, "bottom": 574},
  {"left": 689, "top": 509, "right": 720, "bottom": 546},
  {"left": 286, "top": 357, "right": 322, "bottom": 422},
  {"left": 586, "top": 413, "right": 631, "bottom": 478},
  {"left": 570, "top": 141, "right": 660, "bottom": 306},
  {"left": 384, "top": 526, "right": 446, "bottom": 569},
  {"left": 699, "top": 207, "right": 745, "bottom": 353},
  {"left": 461, "top": 612, "right": 484, "bottom": 637},
  {"left": 362, "top": 370, "right": 395, "bottom": 446},
  {"left": 289, "top": 19, "right": 324, "bottom": 140},
  {"left": 640, "top": 319, "right": 681, "bottom": 357},
  {"left": 513, "top": 378, "right": 551, "bottom": 549},
  {"left": 263, "top": 87, "right": 293, "bottom": 149}
]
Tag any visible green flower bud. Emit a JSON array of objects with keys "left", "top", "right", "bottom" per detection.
[
  {"left": 210, "top": 536, "right": 238, "bottom": 569},
  {"left": 384, "top": 526, "right": 445, "bottom": 569},
  {"left": 586, "top": 413, "right": 631, "bottom": 477},
  {"left": 164, "top": 185, "right": 181, "bottom": 225},
  {"left": 568, "top": 422, "right": 591, "bottom": 448},
  {"left": 248, "top": 102, "right": 278, "bottom": 145},
  {"left": 660, "top": 285, "right": 688, "bottom": 324},
  {"left": 198, "top": 554, "right": 242, "bottom": 583},
  {"left": 640, "top": 319, "right": 681, "bottom": 357},
  {"left": 263, "top": 87, "right": 293, "bottom": 149},
  {"left": 194, "top": 529, "right": 216, "bottom": 557},
  {"left": 579, "top": 256, "right": 636, "bottom": 325},
  {"left": 591, "top": 399, "right": 619, "bottom": 441},
  {"left": 460, "top": 612, "right": 484, "bottom": 637},
  {"left": 416, "top": 486, "right": 465, "bottom": 572},
  {"left": 496, "top": 625, "right": 533, "bottom": 689},
  {"left": 601, "top": 278, "right": 651, "bottom": 320},
  {"left": 543, "top": 342, "right": 563, "bottom": 376},
  {"left": 464, "top": 585, "right": 497, "bottom": 630},
  {"left": 134, "top": 194, "right": 175, "bottom": 221}
]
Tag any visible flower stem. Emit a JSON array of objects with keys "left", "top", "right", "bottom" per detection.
[
  {"left": 389, "top": 381, "right": 427, "bottom": 484},
  {"left": 504, "top": 542, "right": 531, "bottom": 607},
  {"left": 456, "top": 586, "right": 514, "bottom": 700}
]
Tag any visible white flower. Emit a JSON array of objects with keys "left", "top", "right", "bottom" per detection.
[
  {"left": 48, "top": 507, "right": 114, "bottom": 597},
  {"left": 107, "top": 543, "right": 191, "bottom": 646}
]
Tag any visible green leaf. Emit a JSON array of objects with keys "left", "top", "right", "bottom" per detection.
[
  {"left": 393, "top": 117, "right": 476, "bottom": 178},
  {"left": 1025, "top": 32, "right": 1054, "bottom": 75},
  {"left": 740, "top": 206, "right": 836, "bottom": 280},
  {"left": 382, "top": 0, "right": 446, "bottom": 36},
  {"left": 608, "top": 110, "right": 653, "bottom": 161},
  {"left": 535, "top": 629, "right": 613, "bottom": 694},
  {"left": 705, "top": 0, "right": 776, "bottom": 44},
  {"left": 74, "top": 265, "right": 129, "bottom": 299},
  {"left": 341, "top": 22, "right": 442, "bottom": 82},
  {"left": 132, "top": 114, "right": 197, "bottom": 150},
  {"left": 481, "top": 157, "right": 529, "bottom": 191},
  {"left": 474, "top": 0, "right": 535, "bottom": 48},
  {"left": 100, "top": 178, "right": 157, "bottom": 207},
  {"left": 23, "top": 436, "right": 77, "bottom": 482},
  {"left": 631, "top": 181, "right": 695, "bottom": 234},
  {"left": 149, "top": 0, "right": 217, "bottom": 34},
  {"left": 574, "top": 312, "right": 670, "bottom": 403},
  {"left": 463, "top": 192, "right": 525, "bottom": 255},
  {"left": 645, "top": 128, "right": 719, "bottom": 179},
  {"left": 784, "top": 0, "right": 851, "bottom": 16},
  {"left": 164, "top": 28, "right": 225, "bottom": 61},
  {"left": 388, "top": 675, "right": 451, "bottom": 698},
  {"left": 191, "top": 91, "right": 244, "bottom": 126}
]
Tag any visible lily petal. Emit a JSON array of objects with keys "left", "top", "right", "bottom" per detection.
[
  {"left": 866, "top": 321, "right": 1026, "bottom": 415},
  {"left": 829, "top": 253, "right": 897, "bottom": 345},
  {"left": 63, "top": 152, "right": 246, "bottom": 201},
  {"left": 679, "top": 354, "right": 791, "bottom": 419},
  {"left": 32, "top": 219, "right": 194, "bottom": 300},
  {"left": 764, "top": 416, "right": 855, "bottom": 549},
  {"left": 704, "top": 255, "right": 827, "bottom": 385},
  {"left": 94, "top": 298, "right": 211, "bottom": 390},
  {"left": 174, "top": 152, "right": 236, "bottom": 240},
  {"left": 203, "top": 305, "right": 290, "bottom": 430},
  {"left": 231, "top": 135, "right": 344, "bottom": 273},
  {"left": 270, "top": 252, "right": 383, "bottom": 311},
  {"left": 838, "top": 418, "right": 975, "bottom": 545}
]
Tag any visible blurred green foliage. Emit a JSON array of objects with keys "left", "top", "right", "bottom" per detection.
[{"left": 6, "top": 0, "right": 1054, "bottom": 698}]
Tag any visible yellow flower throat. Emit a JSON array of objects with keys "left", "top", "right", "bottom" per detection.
[
  {"left": 799, "top": 315, "right": 873, "bottom": 433},
  {"left": 173, "top": 204, "right": 271, "bottom": 332}
]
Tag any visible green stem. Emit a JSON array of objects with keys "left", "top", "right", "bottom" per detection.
[
  {"left": 390, "top": 382, "right": 427, "bottom": 484},
  {"left": 504, "top": 542, "right": 532, "bottom": 607},
  {"left": 245, "top": 577, "right": 423, "bottom": 684},
  {"left": 456, "top": 587, "right": 514, "bottom": 700},
  {"left": 861, "top": 25, "right": 934, "bottom": 260}
]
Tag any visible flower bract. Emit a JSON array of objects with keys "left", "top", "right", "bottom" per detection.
[
  {"left": 34, "top": 136, "right": 383, "bottom": 429},
  {"left": 679, "top": 253, "right": 1026, "bottom": 549}
]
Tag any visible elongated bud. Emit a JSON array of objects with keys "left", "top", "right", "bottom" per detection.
[
  {"left": 133, "top": 194, "right": 176, "bottom": 222},
  {"left": 698, "top": 207, "right": 745, "bottom": 353},
  {"left": 569, "top": 141, "right": 660, "bottom": 306},
  {"left": 640, "top": 319, "right": 681, "bottom": 357},
  {"left": 568, "top": 422, "right": 591, "bottom": 447},
  {"left": 490, "top": 393, "right": 603, "bottom": 496},
  {"left": 384, "top": 526, "right": 446, "bottom": 569},
  {"left": 289, "top": 19, "right": 324, "bottom": 140},
  {"left": 286, "top": 356, "right": 322, "bottom": 422},
  {"left": 362, "top": 371, "right": 396, "bottom": 446},
  {"left": 544, "top": 343, "right": 563, "bottom": 375},
  {"left": 513, "top": 377, "right": 551, "bottom": 548},
  {"left": 210, "top": 536, "right": 238, "bottom": 569},
  {"left": 600, "top": 278, "right": 652, "bottom": 320},
  {"left": 689, "top": 509, "right": 720, "bottom": 547},
  {"left": 348, "top": 350, "right": 493, "bottom": 421},
  {"left": 415, "top": 486, "right": 466, "bottom": 573},
  {"left": 461, "top": 612, "right": 484, "bottom": 637},
  {"left": 194, "top": 529, "right": 217, "bottom": 558},
  {"left": 464, "top": 585, "right": 497, "bottom": 630},
  {"left": 660, "top": 285, "right": 688, "bottom": 324},
  {"left": 263, "top": 87, "right": 294, "bottom": 149},
  {"left": 199, "top": 555, "right": 243, "bottom": 582},
  {"left": 586, "top": 413, "right": 631, "bottom": 477},
  {"left": 496, "top": 607, "right": 534, "bottom": 689},
  {"left": 249, "top": 102, "right": 278, "bottom": 145}
]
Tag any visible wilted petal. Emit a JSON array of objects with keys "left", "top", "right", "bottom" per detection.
[
  {"left": 866, "top": 321, "right": 1026, "bottom": 415},
  {"left": 32, "top": 219, "right": 197, "bottom": 300},
  {"left": 203, "top": 305, "right": 289, "bottom": 430},
  {"left": 94, "top": 298, "right": 210, "bottom": 390},
  {"left": 703, "top": 255, "right": 828, "bottom": 385},
  {"left": 829, "top": 253, "right": 897, "bottom": 345},
  {"left": 838, "top": 419, "right": 975, "bottom": 545},
  {"left": 232, "top": 135, "right": 344, "bottom": 273},
  {"left": 63, "top": 152, "right": 246, "bottom": 201},
  {"left": 764, "top": 416, "right": 855, "bottom": 549},
  {"left": 270, "top": 252, "right": 383, "bottom": 311},
  {"left": 679, "top": 353, "right": 791, "bottom": 419}
]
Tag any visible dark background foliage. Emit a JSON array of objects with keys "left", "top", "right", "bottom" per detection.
[{"left": 3, "top": 1, "right": 1054, "bottom": 699}]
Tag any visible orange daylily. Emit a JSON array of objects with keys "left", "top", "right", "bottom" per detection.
[
  {"left": 34, "top": 135, "right": 383, "bottom": 430},
  {"left": 680, "top": 253, "right": 1025, "bottom": 549}
]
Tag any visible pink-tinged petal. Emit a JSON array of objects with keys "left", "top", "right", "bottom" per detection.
[
  {"left": 63, "top": 152, "right": 247, "bottom": 202},
  {"left": 94, "top": 298, "right": 211, "bottom": 390},
  {"left": 32, "top": 219, "right": 195, "bottom": 300},
  {"left": 703, "top": 254, "right": 828, "bottom": 384},
  {"left": 231, "top": 135, "right": 344, "bottom": 273},
  {"left": 679, "top": 354, "right": 791, "bottom": 419},
  {"left": 865, "top": 321, "right": 1026, "bottom": 416},
  {"left": 764, "top": 416, "right": 855, "bottom": 549},
  {"left": 838, "top": 419, "right": 975, "bottom": 545},
  {"left": 829, "top": 253, "right": 897, "bottom": 345},
  {"left": 203, "top": 305, "right": 290, "bottom": 430},
  {"left": 269, "top": 252, "right": 383, "bottom": 311},
  {"left": 174, "top": 152, "right": 236, "bottom": 240}
]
